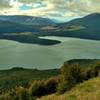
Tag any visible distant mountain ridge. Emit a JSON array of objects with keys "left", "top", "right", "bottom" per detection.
[
  {"left": 41, "top": 13, "right": 100, "bottom": 40},
  {"left": 0, "top": 13, "right": 100, "bottom": 44},
  {"left": 0, "top": 15, "right": 55, "bottom": 26},
  {"left": 61, "top": 13, "right": 100, "bottom": 30},
  {"left": 0, "top": 19, "right": 37, "bottom": 33}
]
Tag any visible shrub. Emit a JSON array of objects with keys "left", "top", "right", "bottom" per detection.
[
  {"left": 15, "top": 86, "right": 30, "bottom": 100},
  {"left": 0, "top": 93, "right": 14, "bottom": 100},
  {"left": 57, "top": 61, "right": 100, "bottom": 94},
  {"left": 83, "top": 62, "right": 100, "bottom": 80},
  {"left": 57, "top": 80, "right": 69, "bottom": 94},
  {"left": 44, "top": 77, "right": 59, "bottom": 94},
  {"left": 28, "top": 80, "right": 46, "bottom": 97},
  {"left": 92, "top": 61, "right": 100, "bottom": 77},
  {"left": 57, "top": 63, "right": 83, "bottom": 93}
]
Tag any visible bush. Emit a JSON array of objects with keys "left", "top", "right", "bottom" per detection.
[
  {"left": 0, "top": 93, "right": 14, "bottom": 100},
  {"left": 57, "top": 63, "right": 83, "bottom": 93},
  {"left": 28, "top": 80, "right": 46, "bottom": 97},
  {"left": 57, "top": 80, "right": 69, "bottom": 94},
  {"left": 15, "top": 86, "right": 30, "bottom": 100},
  {"left": 57, "top": 61, "right": 100, "bottom": 94},
  {"left": 44, "top": 77, "right": 59, "bottom": 94},
  {"left": 92, "top": 61, "right": 100, "bottom": 77},
  {"left": 28, "top": 77, "right": 60, "bottom": 98},
  {"left": 83, "top": 62, "right": 100, "bottom": 80}
]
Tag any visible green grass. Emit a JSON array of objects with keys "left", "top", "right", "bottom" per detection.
[{"left": 37, "top": 76, "right": 100, "bottom": 100}]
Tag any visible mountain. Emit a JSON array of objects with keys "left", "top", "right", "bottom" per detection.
[
  {"left": 0, "top": 13, "right": 100, "bottom": 44},
  {"left": 0, "top": 19, "right": 37, "bottom": 33},
  {"left": 41, "top": 13, "right": 100, "bottom": 40},
  {"left": 0, "top": 19, "right": 60, "bottom": 45},
  {"left": 61, "top": 13, "right": 100, "bottom": 31},
  {"left": 0, "top": 15, "right": 55, "bottom": 26}
]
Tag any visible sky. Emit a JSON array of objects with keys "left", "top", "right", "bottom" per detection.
[{"left": 0, "top": 0, "right": 100, "bottom": 22}]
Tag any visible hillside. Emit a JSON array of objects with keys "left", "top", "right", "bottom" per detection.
[
  {"left": 0, "top": 59, "right": 99, "bottom": 92},
  {"left": 65, "top": 59, "right": 100, "bottom": 68},
  {"left": 0, "top": 17, "right": 59, "bottom": 45},
  {"left": 0, "top": 19, "right": 60, "bottom": 45},
  {"left": 0, "top": 19, "right": 37, "bottom": 33},
  {"left": 0, "top": 68, "right": 59, "bottom": 91},
  {"left": 40, "top": 13, "right": 100, "bottom": 40},
  {"left": 0, "top": 13, "right": 100, "bottom": 44},
  {"left": 38, "top": 77, "right": 100, "bottom": 100},
  {"left": 0, "top": 15, "right": 55, "bottom": 26},
  {"left": 0, "top": 59, "right": 100, "bottom": 99}
]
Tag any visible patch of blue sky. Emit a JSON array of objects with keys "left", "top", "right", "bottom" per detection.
[
  {"left": 19, "top": 4, "right": 33, "bottom": 10},
  {"left": 19, "top": 2, "right": 47, "bottom": 11},
  {"left": 32, "top": 2, "right": 47, "bottom": 8}
]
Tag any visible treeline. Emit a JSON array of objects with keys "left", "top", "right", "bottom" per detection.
[{"left": 0, "top": 60, "right": 100, "bottom": 100}]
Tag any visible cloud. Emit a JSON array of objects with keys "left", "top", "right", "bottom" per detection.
[
  {"left": 19, "top": 0, "right": 37, "bottom": 3},
  {"left": 0, "top": 0, "right": 10, "bottom": 8},
  {"left": 0, "top": 0, "right": 100, "bottom": 21}
]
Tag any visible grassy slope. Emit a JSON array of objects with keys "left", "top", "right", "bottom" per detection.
[
  {"left": 0, "top": 68, "right": 59, "bottom": 91},
  {"left": 38, "top": 76, "right": 100, "bottom": 100},
  {"left": 0, "top": 59, "right": 99, "bottom": 91}
]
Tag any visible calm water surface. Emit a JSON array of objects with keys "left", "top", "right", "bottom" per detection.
[{"left": 0, "top": 37, "right": 100, "bottom": 69}]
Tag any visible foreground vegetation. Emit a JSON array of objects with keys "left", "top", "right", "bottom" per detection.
[
  {"left": 38, "top": 77, "right": 100, "bottom": 100},
  {"left": 0, "top": 59, "right": 100, "bottom": 100},
  {"left": 0, "top": 68, "right": 59, "bottom": 92}
]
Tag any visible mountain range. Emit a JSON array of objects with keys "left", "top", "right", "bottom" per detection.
[
  {"left": 0, "top": 13, "right": 100, "bottom": 44},
  {"left": 0, "top": 15, "right": 55, "bottom": 26},
  {"left": 41, "top": 13, "right": 100, "bottom": 40}
]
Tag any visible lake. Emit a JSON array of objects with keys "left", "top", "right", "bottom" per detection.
[{"left": 0, "top": 36, "right": 100, "bottom": 69}]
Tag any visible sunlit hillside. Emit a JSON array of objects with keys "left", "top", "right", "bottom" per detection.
[{"left": 38, "top": 77, "right": 100, "bottom": 100}]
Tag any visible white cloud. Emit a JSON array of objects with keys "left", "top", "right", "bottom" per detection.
[{"left": 0, "top": 0, "right": 100, "bottom": 21}]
